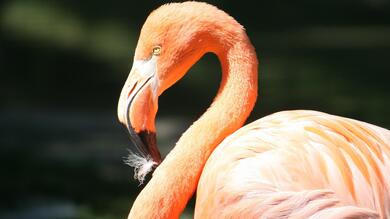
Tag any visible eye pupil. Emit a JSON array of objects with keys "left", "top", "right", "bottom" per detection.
[{"left": 152, "top": 46, "right": 161, "bottom": 56}]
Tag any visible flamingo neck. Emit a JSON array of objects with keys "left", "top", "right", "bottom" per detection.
[{"left": 128, "top": 35, "right": 258, "bottom": 219}]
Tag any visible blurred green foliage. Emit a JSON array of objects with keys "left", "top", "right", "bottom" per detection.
[{"left": 0, "top": 0, "right": 389, "bottom": 218}]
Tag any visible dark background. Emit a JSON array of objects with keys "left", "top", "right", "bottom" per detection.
[{"left": 1, "top": 0, "right": 389, "bottom": 218}]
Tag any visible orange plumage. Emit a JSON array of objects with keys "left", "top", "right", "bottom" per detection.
[{"left": 117, "top": 2, "right": 390, "bottom": 218}]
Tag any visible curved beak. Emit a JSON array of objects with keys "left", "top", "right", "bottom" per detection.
[{"left": 118, "top": 58, "right": 161, "bottom": 164}]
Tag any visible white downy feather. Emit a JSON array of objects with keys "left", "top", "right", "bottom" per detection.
[{"left": 124, "top": 151, "right": 157, "bottom": 184}]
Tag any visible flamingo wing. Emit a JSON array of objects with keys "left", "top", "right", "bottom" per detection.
[{"left": 195, "top": 110, "right": 390, "bottom": 218}]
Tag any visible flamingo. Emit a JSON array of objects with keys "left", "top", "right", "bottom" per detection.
[{"left": 117, "top": 2, "right": 390, "bottom": 218}]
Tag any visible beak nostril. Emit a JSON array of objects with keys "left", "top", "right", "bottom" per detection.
[{"left": 127, "top": 82, "right": 138, "bottom": 98}]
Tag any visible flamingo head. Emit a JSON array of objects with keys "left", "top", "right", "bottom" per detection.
[{"left": 117, "top": 2, "right": 241, "bottom": 182}]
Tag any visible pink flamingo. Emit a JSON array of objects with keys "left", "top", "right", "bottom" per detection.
[{"left": 117, "top": 2, "right": 390, "bottom": 218}]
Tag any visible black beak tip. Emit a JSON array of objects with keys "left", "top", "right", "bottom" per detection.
[{"left": 138, "top": 130, "right": 162, "bottom": 163}]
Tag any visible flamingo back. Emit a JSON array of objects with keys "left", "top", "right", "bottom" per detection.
[{"left": 196, "top": 110, "right": 390, "bottom": 218}]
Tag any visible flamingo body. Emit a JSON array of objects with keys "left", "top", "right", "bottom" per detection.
[{"left": 196, "top": 110, "right": 390, "bottom": 218}]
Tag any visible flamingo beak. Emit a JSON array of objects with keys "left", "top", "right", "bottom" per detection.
[{"left": 118, "top": 57, "right": 161, "bottom": 164}]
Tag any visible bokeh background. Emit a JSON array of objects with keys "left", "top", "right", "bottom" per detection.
[{"left": 1, "top": 0, "right": 389, "bottom": 218}]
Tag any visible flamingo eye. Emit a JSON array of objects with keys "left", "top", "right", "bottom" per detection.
[{"left": 152, "top": 46, "right": 161, "bottom": 56}]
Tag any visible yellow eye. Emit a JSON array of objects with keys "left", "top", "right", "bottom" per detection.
[{"left": 152, "top": 46, "right": 161, "bottom": 56}]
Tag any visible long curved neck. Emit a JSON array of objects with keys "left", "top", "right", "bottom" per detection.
[{"left": 128, "top": 34, "right": 258, "bottom": 219}]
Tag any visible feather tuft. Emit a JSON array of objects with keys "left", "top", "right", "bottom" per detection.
[{"left": 124, "top": 151, "right": 157, "bottom": 184}]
